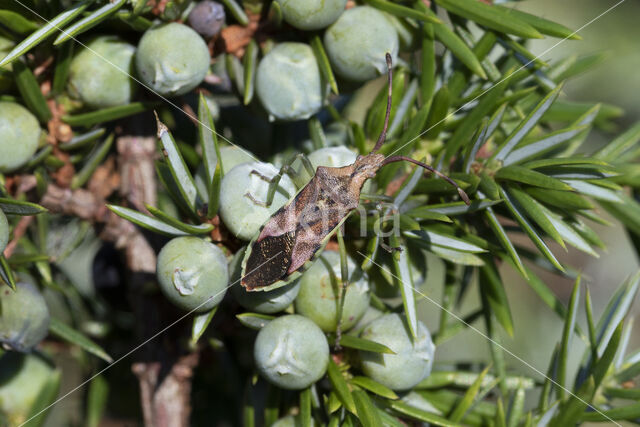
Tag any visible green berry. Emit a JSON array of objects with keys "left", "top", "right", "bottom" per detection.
[
  {"left": 256, "top": 43, "right": 323, "bottom": 121},
  {"left": 275, "top": 0, "right": 346, "bottom": 30},
  {"left": 218, "top": 145, "right": 257, "bottom": 171},
  {"left": 324, "top": 6, "right": 398, "bottom": 82},
  {"left": 136, "top": 23, "right": 210, "bottom": 96},
  {"left": 295, "top": 250, "right": 370, "bottom": 332},
  {"left": 308, "top": 146, "right": 356, "bottom": 169},
  {"left": 0, "top": 209, "right": 8, "bottom": 254},
  {"left": 67, "top": 36, "right": 136, "bottom": 109},
  {"left": 156, "top": 237, "right": 229, "bottom": 312},
  {"left": 254, "top": 314, "right": 329, "bottom": 389},
  {"left": 359, "top": 313, "right": 435, "bottom": 390},
  {"left": 219, "top": 162, "right": 296, "bottom": 241},
  {"left": 195, "top": 145, "right": 257, "bottom": 201},
  {"left": 348, "top": 305, "right": 384, "bottom": 336},
  {"left": 230, "top": 247, "right": 300, "bottom": 313},
  {"left": 0, "top": 102, "right": 41, "bottom": 172},
  {"left": 0, "top": 352, "right": 56, "bottom": 424},
  {"left": 0, "top": 282, "right": 51, "bottom": 352}
]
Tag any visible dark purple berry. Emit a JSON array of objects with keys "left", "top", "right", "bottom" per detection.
[{"left": 188, "top": 1, "right": 226, "bottom": 38}]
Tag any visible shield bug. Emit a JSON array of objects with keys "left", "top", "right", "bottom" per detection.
[{"left": 241, "top": 54, "right": 470, "bottom": 292}]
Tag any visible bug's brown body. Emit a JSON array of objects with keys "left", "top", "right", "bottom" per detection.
[
  {"left": 241, "top": 54, "right": 469, "bottom": 291},
  {"left": 242, "top": 154, "right": 384, "bottom": 290}
]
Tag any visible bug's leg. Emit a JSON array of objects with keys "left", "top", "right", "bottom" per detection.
[
  {"left": 243, "top": 191, "right": 269, "bottom": 207},
  {"left": 245, "top": 153, "right": 310, "bottom": 206},
  {"left": 360, "top": 208, "right": 381, "bottom": 272},
  {"left": 248, "top": 169, "right": 273, "bottom": 182},
  {"left": 363, "top": 201, "right": 399, "bottom": 255},
  {"left": 280, "top": 153, "right": 315, "bottom": 189},
  {"left": 293, "top": 153, "right": 315, "bottom": 180},
  {"left": 359, "top": 193, "right": 393, "bottom": 203},
  {"left": 245, "top": 169, "right": 279, "bottom": 206},
  {"left": 334, "top": 228, "right": 350, "bottom": 350},
  {"left": 380, "top": 241, "right": 403, "bottom": 253}
]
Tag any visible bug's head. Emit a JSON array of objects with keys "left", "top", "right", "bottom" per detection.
[{"left": 353, "top": 153, "right": 386, "bottom": 180}]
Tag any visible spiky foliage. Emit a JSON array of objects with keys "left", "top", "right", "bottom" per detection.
[{"left": 0, "top": 0, "right": 638, "bottom": 426}]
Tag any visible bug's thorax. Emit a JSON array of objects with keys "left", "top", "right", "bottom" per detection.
[{"left": 349, "top": 153, "right": 386, "bottom": 190}]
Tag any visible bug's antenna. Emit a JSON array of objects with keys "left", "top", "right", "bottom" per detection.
[
  {"left": 371, "top": 53, "right": 393, "bottom": 153},
  {"left": 382, "top": 155, "right": 471, "bottom": 205}
]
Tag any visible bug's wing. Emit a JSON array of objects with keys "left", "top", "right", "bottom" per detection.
[
  {"left": 287, "top": 178, "right": 356, "bottom": 274},
  {"left": 240, "top": 178, "right": 322, "bottom": 291},
  {"left": 241, "top": 230, "right": 296, "bottom": 291},
  {"left": 257, "top": 175, "right": 321, "bottom": 240}
]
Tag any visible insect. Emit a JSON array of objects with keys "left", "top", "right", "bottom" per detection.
[{"left": 241, "top": 54, "right": 470, "bottom": 292}]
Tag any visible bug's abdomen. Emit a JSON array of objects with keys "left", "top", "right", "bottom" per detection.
[{"left": 242, "top": 231, "right": 296, "bottom": 290}]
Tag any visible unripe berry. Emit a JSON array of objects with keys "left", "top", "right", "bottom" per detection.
[
  {"left": 195, "top": 145, "right": 257, "bottom": 201},
  {"left": 294, "top": 250, "right": 370, "bottom": 332},
  {"left": 0, "top": 353, "right": 56, "bottom": 424},
  {"left": 308, "top": 146, "right": 356, "bottom": 169},
  {"left": 67, "top": 36, "right": 136, "bottom": 109},
  {"left": 136, "top": 23, "right": 210, "bottom": 96},
  {"left": 348, "top": 305, "right": 384, "bottom": 336},
  {"left": 0, "top": 102, "right": 41, "bottom": 172},
  {"left": 218, "top": 145, "right": 256, "bottom": 171},
  {"left": 275, "top": 0, "right": 346, "bottom": 30},
  {"left": 324, "top": 6, "right": 399, "bottom": 82},
  {"left": 0, "top": 282, "right": 50, "bottom": 352},
  {"left": 188, "top": 0, "right": 225, "bottom": 38},
  {"left": 359, "top": 313, "right": 435, "bottom": 390},
  {"left": 254, "top": 314, "right": 329, "bottom": 389},
  {"left": 156, "top": 237, "right": 229, "bottom": 312},
  {"left": 219, "top": 162, "right": 296, "bottom": 241},
  {"left": 256, "top": 43, "right": 323, "bottom": 121}
]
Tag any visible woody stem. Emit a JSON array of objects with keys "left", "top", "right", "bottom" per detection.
[{"left": 381, "top": 155, "right": 471, "bottom": 204}]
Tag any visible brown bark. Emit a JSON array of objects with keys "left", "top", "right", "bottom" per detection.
[
  {"left": 132, "top": 353, "right": 199, "bottom": 427},
  {"left": 39, "top": 135, "right": 197, "bottom": 426}
]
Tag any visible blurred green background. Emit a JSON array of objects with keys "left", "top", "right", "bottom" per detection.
[{"left": 423, "top": 0, "right": 640, "bottom": 399}]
